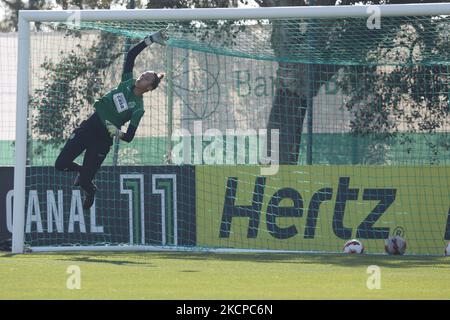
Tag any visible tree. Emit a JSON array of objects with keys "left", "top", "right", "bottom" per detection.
[
  {"left": 255, "top": 0, "right": 336, "bottom": 164},
  {"left": 0, "top": 0, "right": 50, "bottom": 31},
  {"left": 255, "top": 0, "right": 449, "bottom": 164},
  {"left": 336, "top": 1, "right": 450, "bottom": 164}
]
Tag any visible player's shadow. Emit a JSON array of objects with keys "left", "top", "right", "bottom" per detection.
[
  {"left": 0, "top": 252, "right": 15, "bottom": 257},
  {"left": 55, "top": 254, "right": 155, "bottom": 267},
  {"left": 0, "top": 251, "right": 155, "bottom": 267}
]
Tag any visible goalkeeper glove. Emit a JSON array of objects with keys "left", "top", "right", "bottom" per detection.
[
  {"left": 144, "top": 28, "right": 169, "bottom": 46},
  {"left": 105, "top": 120, "right": 119, "bottom": 138}
]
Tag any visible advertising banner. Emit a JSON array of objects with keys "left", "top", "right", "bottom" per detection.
[
  {"left": 196, "top": 165, "right": 450, "bottom": 254},
  {"left": 0, "top": 166, "right": 196, "bottom": 247}
]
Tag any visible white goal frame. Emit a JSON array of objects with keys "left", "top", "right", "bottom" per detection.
[{"left": 13, "top": 3, "right": 450, "bottom": 253}]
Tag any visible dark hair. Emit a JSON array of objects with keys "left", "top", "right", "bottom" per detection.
[{"left": 152, "top": 73, "right": 164, "bottom": 89}]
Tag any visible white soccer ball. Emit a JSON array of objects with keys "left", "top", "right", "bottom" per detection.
[
  {"left": 385, "top": 235, "right": 407, "bottom": 255},
  {"left": 445, "top": 242, "right": 450, "bottom": 256},
  {"left": 343, "top": 239, "right": 364, "bottom": 254}
]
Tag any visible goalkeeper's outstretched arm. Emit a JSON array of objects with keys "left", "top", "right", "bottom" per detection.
[
  {"left": 122, "top": 28, "right": 169, "bottom": 81},
  {"left": 109, "top": 29, "right": 168, "bottom": 143},
  {"left": 122, "top": 41, "right": 147, "bottom": 81}
]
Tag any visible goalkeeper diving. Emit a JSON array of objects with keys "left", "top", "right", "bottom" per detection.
[{"left": 55, "top": 29, "right": 169, "bottom": 209}]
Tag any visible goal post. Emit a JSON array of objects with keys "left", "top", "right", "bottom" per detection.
[
  {"left": 12, "top": 15, "right": 30, "bottom": 254},
  {"left": 13, "top": 4, "right": 450, "bottom": 254}
]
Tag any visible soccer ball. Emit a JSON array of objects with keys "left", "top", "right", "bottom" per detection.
[
  {"left": 343, "top": 239, "right": 364, "bottom": 254},
  {"left": 385, "top": 235, "right": 407, "bottom": 255},
  {"left": 445, "top": 242, "right": 450, "bottom": 256}
]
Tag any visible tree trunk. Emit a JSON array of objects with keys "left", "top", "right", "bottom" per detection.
[{"left": 258, "top": 0, "right": 336, "bottom": 164}]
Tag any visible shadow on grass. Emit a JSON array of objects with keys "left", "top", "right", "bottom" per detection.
[
  {"left": 0, "top": 252, "right": 154, "bottom": 267},
  {"left": 0, "top": 252, "right": 15, "bottom": 258},
  {"left": 145, "top": 252, "right": 450, "bottom": 269},
  {"left": 3, "top": 250, "right": 446, "bottom": 269},
  {"left": 55, "top": 255, "right": 155, "bottom": 267}
]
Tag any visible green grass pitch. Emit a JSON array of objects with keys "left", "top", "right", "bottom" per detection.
[{"left": 1, "top": 251, "right": 449, "bottom": 299}]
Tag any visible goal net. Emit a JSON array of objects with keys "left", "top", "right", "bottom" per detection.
[{"left": 12, "top": 4, "right": 450, "bottom": 254}]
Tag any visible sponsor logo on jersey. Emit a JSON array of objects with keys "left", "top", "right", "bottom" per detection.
[{"left": 113, "top": 93, "right": 129, "bottom": 113}]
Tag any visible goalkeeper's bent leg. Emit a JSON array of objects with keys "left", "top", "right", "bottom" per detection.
[
  {"left": 78, "top": 137, "right": 112, "bottom": 209},
  {"left": 55, "top": 122, "right": 89, "bottom": 172}
]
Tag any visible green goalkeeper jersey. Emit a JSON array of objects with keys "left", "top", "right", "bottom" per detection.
[{"left": 93, "top": 72, "right": 145, "bottom": 129}]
